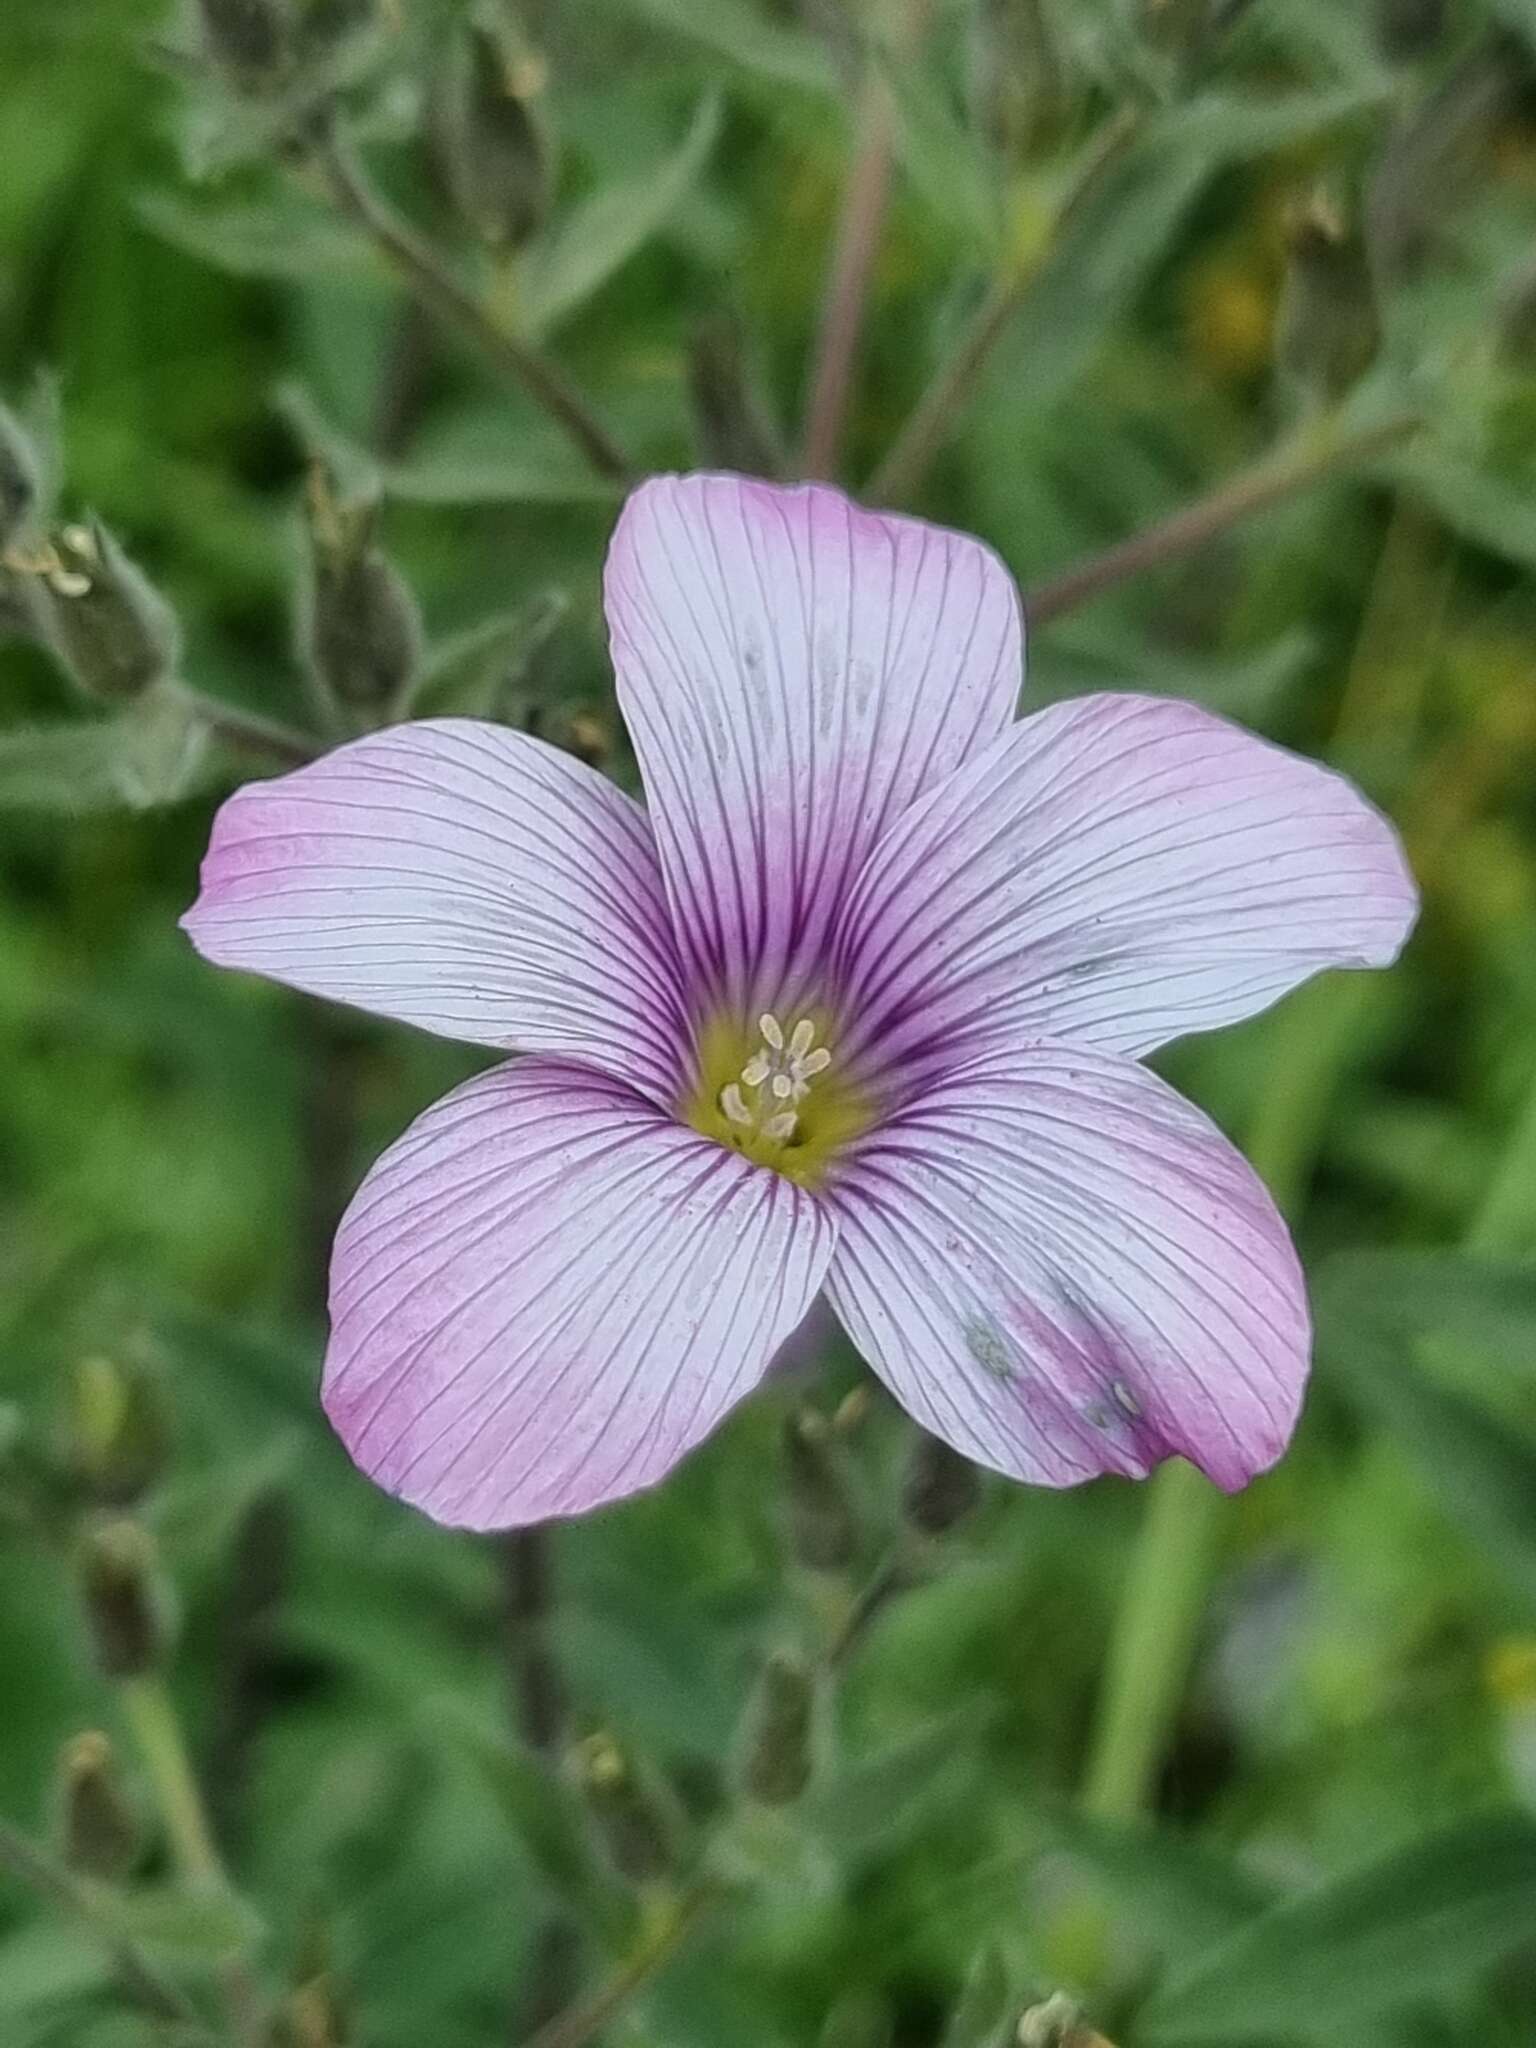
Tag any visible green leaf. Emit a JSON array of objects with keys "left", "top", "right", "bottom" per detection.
[
  {"left": 98, "top": 1884, "right": 263, "bottom": 1965},
  {"left": 275, "top": 383, "right": 618, "bottom": 508},
  {"left": 587, "top": 0, "right": 832, "bottom": 92},
  {"left": 1384, "top": 445, "right": 1536, "bottom": 575},
  {"left": 1038, "top": 1808, "right": 1274, "bottom": 1960},
  {"left": 435, "top": 1705, "right": 597, "bottom": 1907},
  {"left": 519, "top": 96, "right": 722, "bottom": 338},
  {"left": 803, "top": 1713, "right": 979, "bottom": 1863},
  {"left": 1140, "top": 1811, "right": 1536, "bottom": 2040},
  {"left": 1319, "top": 1251, "right": 1536, "bottom": 1358},
  {"left": 135, "top": 190, "right": 371, "bottom": 282},
  {"left": 940, "top": 1943, "right": 1013, "bottom": 2048},
  {"left": 0, "top": 692, "right": 213, "bottom": 814},
  {"left": 1319, "top": 1325, "right": 1536, "bottom": 1616},
  {"left": 882, "top": 56, "right": 1002, "bottom": 258}
]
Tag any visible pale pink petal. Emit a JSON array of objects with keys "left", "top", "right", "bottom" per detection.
[
  {"left": 823, "top": 1042, "right": 1307, "bottom": 1491},
  {"left": 182, "top": 719, "right": 691, "bottom": 1105},
  {"left": 605, "top": 473, "right": 1022, "bottom": 1014},
  {"left": 834, "top": 694, "right": 1416, "bottom": 1083},
  {"left": 323, "top": 1057, "right": 836, "bottom": 1529}
]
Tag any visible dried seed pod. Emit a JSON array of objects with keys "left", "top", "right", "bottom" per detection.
[
  {"left": 1275, "top": 191, "right": 1379, "bottom": 405},
  {"left": 300, "top": 467, "right": 421, "bottom": 716},
  {"left": 903, "top": 1430, "right": 980, "bottom": 1536},
  {"left": 63, "top": 1355, "right": 169, "bottom": 1509},
  {"left": 79, "top": 1519, "right": 168, "bottom": 1678},
  {"left": 576, "top": 1732, "right": 672, "bottom": 1882},
  {"left": 428, "top": 17, "right": 551, "bottom": 250}
]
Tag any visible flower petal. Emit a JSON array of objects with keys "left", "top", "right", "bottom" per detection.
[
  {"left": 182, "top": 719, "right": 691, "bottom": 1105},
  {"left": 324, "top": 1057, "right": 836, "bottom": 1529},
  {"left": 823, "top": 1042, "right": 1307, "bottom": 1491},
  {"left": 834, "top": 693, "right": 1416, "bottom": 1081},
  {"left": 605, "top": 472, "right": 1022, "bottom": 1013}
]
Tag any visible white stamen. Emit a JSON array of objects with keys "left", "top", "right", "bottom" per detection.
[
  {"left": 788, "top": 1018, "right": 815, "bottom": 1061},
  {"left": 797, "top": 1047, "right": 831, "bottom": 1079},
  {"left": 758, "top": 1012, "right": 784, "bottom": 1051},
  {"left": 741, "top": 1052, "right": 771, "bottom": 1087},
  {"left": 770, "top": 1073, "right": 794, "bottom": 1101},
  {"left": 721, "top": 1082, "right": 753, "bottom": 1126},
  {"left": 762, "top": 1110, "right": 797, "bottom": 1141}
]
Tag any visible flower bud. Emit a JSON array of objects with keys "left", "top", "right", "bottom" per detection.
[
  {"left": 0, "top": 404, "right": 40, "bottom": 550},
  {"left": 783, "top": 1408, "right": 858, "bottom": 1572},
  {"left": 1376, "top": 0, "right": 1446, "bottom": 60},
  {"left": 57, "top": 1731, "right": 139, "bottom": 1883},
  {"left": 575, "top": 1732, "right": 672, "bottom": 1882},
  {"left": 1017, "top": 1995, "right": 1114, "bottom": 2048},
  {"left": 688, "top": 314, "right": 781, "bottom": 478},
  {"left": 197, "top": 0, "right": 287, "bottom": 85},
  {"left": 300, "top": 468, "right": 421, "bottom": 716},
  {"left": 740, "top": 1651, "right": 816, "bottom": 1806},
  {"left": 79, "top": 1519, "right": 168, "bottom": 1679},
  {"left": 903, "top": 1431, "right": 980, "bottom": 1536},
  {"left": 41, "top": 520, "right": 181, "bottom": 703},
  {"left": 1275, "top": 192, "right": 1379, "bottom": 405},
  {"left": 63, "top": 1356, "right": 169, "bottom": 1509},
  {"left": 429, "top": 19, "right": 551, "bottom": 251}
]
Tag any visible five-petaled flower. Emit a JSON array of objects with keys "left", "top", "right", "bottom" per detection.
[{"left": 182, "top": 475, "right": 1417, "bottom": 1530}]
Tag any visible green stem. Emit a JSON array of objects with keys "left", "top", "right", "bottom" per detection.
[
  {"left": 118, "top": 1675, "right": 223, "bottom": 1889},
  {"left": 0, "top": 1814, "right": 200, "bottom": 2027},
  {"left": 1465, "top": 1072, "right": 1536, "bottom": 1256},
  {"left": 517, "top": 1880, "right": 722, "bottom": 2048},
  {"left": 118, "top": 1674, "right": 265, "bottom": 2043},
  {"left": 176, "top": 684, "right": 319, "bottom": 769},
  {"left": 1026, "top": 412, "right": 1421, "bottom": 627},
  {"left": 313, "top": 119, "right": 633, "bottom": 485}
]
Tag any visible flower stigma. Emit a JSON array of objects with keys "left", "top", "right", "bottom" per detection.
[{"left": 683, "top": 1007, "right": 874, "bottom": 1187}]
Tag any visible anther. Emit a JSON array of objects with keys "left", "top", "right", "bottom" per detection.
[
  {"left": 741, "top": 1053, "right": 770, "bottom": 1087},
  {"left": 788, "top": 1018, "right": 815, "bottom": 1061},
  {"left": 770, "top": 1074, "right": 794, "bottom": 1101},
  {"left": 721, "top": 1083, "right": 753, "bottom": 1126},
  {"left": 762, "top": 1111, "right": 797, "bottom": 1141},
  {"left": 758, "top": 1012, "right": 784, "bottom": 1051},
  {"left": 798, "top": 1047, "right": 831, "bottom": 1079}
]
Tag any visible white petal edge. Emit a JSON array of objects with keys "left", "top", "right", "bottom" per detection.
[
  {"left": 833, "top": 692, "right": 1417, "bottom": 1080},
  {"left": 823, "top": 1042, "right": 1308, "bottom": 1492},
  {"left": 181, "top": 719, "right": 693, "bottom": 1106},
  {"left": 324, "top": 1057, "right": 837, "bottom": 1529}
]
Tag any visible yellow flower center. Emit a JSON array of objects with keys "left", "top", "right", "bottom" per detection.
[{"left": 682, "top": 1007, "right": 874, "bottom": 1188}]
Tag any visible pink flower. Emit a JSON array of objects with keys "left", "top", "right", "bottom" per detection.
[{"left": 182, "top": 475, "right": 1416, "bottom": 1530}]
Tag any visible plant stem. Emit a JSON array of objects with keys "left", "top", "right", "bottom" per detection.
[
  {"left": 517, "top": 1880, "right": 722, "bottom": 2048},
  {"left": 313, "top": 120, "right": 633, "bottom": 485},
  {"left": 866, "top": 109, "right": 1138, "bottom": 506},
  {"left": 801, "top": 63, "right": 903, "bottom": 479},
  {"left": 0, "top": 1815, "right": 200, "bottom": 2027},
  {"left": 1466, "top": 1072, "right": 1536, "bottom": 1257},
  {"left": 177, "top": 684, "right": 319, "bottom": 769},
  {"left": 118, "top": 1674, "right": 265, "bottom": 2043},
  {"left": 1026, "top": 411, "right": 1421, "bottom": 626}
]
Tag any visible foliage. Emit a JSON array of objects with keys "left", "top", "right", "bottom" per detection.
[{"left": 4, "top": 0, "right": 1536, "bottom": 2043}]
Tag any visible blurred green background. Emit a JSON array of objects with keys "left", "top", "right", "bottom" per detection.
[{"left": 6, "top": 1, "right": 1536, "bottom": 2044}]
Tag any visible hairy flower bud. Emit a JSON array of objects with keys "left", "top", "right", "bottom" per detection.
[
  {"left": 740, "top": 1651, "right": 816, "bottom": 1806},
  {"left": 301, "top": 469, "right": 421, "bottom": 716},
  {"left": 429, "top": 18, "right": 551, "bottom": 250},
  {"left": 576, "top": 1732, "right": 672, "bottom": 1882},
  {"left": 57, "top": 1731, "right": 139, "bottom": 1883},
  {"left": 783, "top": 1408, "right": 858, "bottom": 1572},
  {"left": 42, "top": 520, "right": 181, "bottom": 703},
  {"left": 1017, "top": 1995, "right": 1114, "bottom": 2048},
  {"left": 79, "top": 1519, "right": 168, "bottom": 1679},
  {"left": 197, "top": 0, "right": 287, "bottom": 84},
  {"left": 1376, "top": 0, "right": 1447, "bottom": 60},
  {"left": 63, "top": 1356, "right": 169, "bottom": 1509},
  {"left": 1275, "top": 193, "right": 1379, "bottom": 405},
  {"left": 903, "top": 1431, "right": 980, "bottom": 1536},
  {"left": 0, "top": 404, "right": 40, "bottom": 551}
]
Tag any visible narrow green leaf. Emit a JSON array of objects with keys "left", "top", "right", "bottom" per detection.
[
  {"left": 136, "top": 190, "right": 370, "bottom": 282},
  {"left": 519, "top": 96, "right": 721, "bottom": 338},
  {"left": 99, "top": 1884, "right": 262, "bottom": 1964},
  {"left": 0, "top": 692, "right": 212, "bottom": 815},
  {"left": 588, "top": 0, "right": 832, "bottom": 91},
  {"left": 1038, "top": 1808, "right": 1273, "bottom": 1959},
  {"left": 1141, "top": 1812, "right": 1536, "bottom": 2040},
  {"left": 940, "top": 1943, "right": 1013, "bottom": 2048},
  {"left": 436, "top": 1705, "right": 596, "bottom": 1906},
  {"left": 803, "top": 1713, "right": 979, "bottom": 1862},
  {"left": 882, "top": 56, "right": 1002, "bottom": 257}
]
